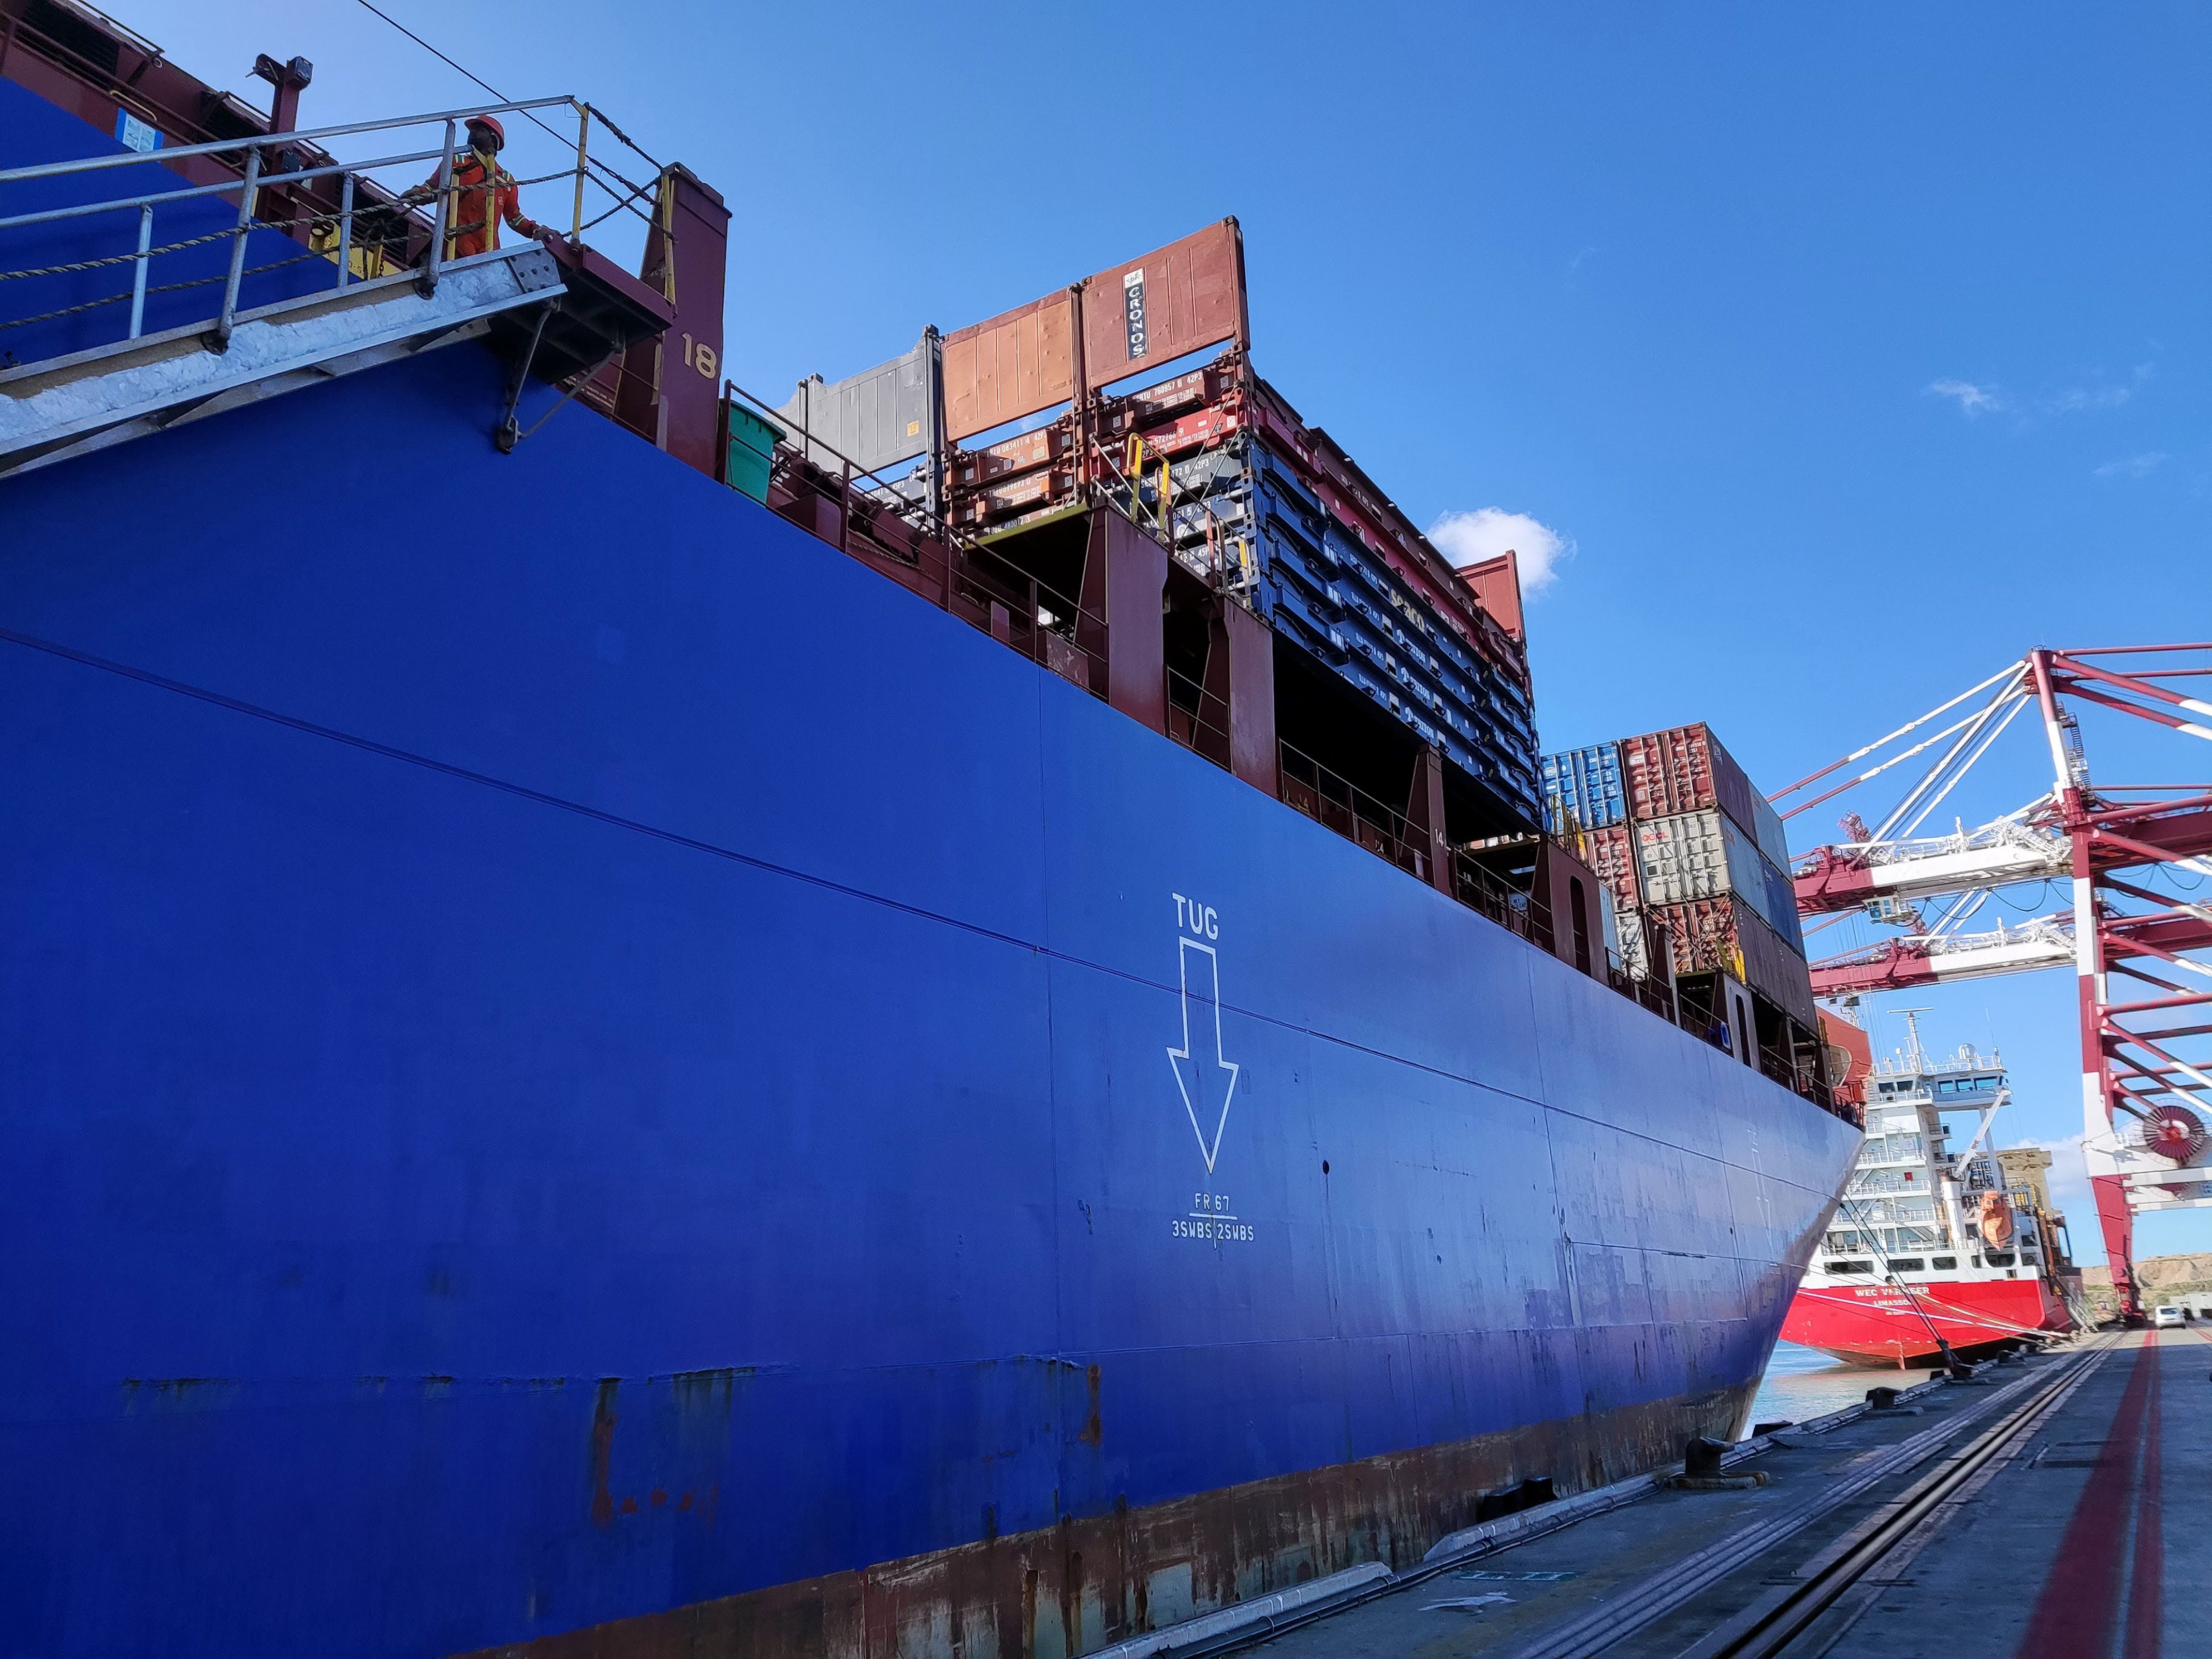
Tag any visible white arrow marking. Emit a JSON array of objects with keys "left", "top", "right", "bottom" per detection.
[{"left": 1168, "top": 938, "right": 1241, "bottom": 1174}]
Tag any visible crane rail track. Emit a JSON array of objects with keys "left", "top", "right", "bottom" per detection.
[
  {"left": 1130, "top": 1340, "right": 2113, "bottom": 1659},
  {"left": 1673, "top": 1337, "right": 2116, "bottom": 1658}
]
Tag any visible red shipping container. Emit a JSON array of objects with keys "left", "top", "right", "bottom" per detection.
[
  {"left": 1619, "top": 724, "right": 1761, "bottom": 834},
  {"left": 1648, "top": 893, "right": 1817, "bottom": 1029},
  {"left": 1582, "top": 823, "right": 1640, "bottom": 916}
]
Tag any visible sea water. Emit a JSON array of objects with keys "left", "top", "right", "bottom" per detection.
[{"left": 1745, "top": 1341, "right": 1940, "bottom": 1430}]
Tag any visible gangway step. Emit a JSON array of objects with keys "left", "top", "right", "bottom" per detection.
[{"left": 0, "top": 244, "right": 566, "bottom": 478}]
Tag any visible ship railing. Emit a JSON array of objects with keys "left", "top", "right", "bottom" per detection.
[
  {"left": 0, "top": 91, "right": 664, "bottom": 359},
  {"left": 1278, "top": 742, "right": 1433, "bottom": 883},
  {"left": 1448, "top": 851, "right": 1555, "bottom": 953},
  {"left": 719, "top": 380, "right": 1111, "bottom": 700},
  {"left": 1273, "top": 749, "right": 1849, "bottom": 1116},
  {"left": 1166, "top": 664, "right": 1234, "bottom": 769}
]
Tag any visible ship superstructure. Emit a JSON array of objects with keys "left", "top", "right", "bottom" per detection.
[{"left": 1784, "top": 1012, "right": 2078, "bottom": 1365}]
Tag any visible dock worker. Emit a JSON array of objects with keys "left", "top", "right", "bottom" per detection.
[{"left": 400, "top": 115, "right": 550, "bottom": 259}]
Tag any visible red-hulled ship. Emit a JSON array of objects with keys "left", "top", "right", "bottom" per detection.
[{"left": 1783, "top": 1012, "right": 2082, "bottom": 1366}]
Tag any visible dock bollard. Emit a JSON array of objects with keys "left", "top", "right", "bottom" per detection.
[{"left": 1667, "top": 1435, "right": 1768, "bottom": 1491}]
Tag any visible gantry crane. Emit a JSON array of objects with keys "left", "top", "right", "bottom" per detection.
[{"left": 1772, "top": 645, "right": 2212, "bottom": 1320}]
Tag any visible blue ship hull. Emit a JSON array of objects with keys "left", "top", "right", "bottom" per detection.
[{"left": 0, "top": 341, "right": 1856, "bottom": 1656}]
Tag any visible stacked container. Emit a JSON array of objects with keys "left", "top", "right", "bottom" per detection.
[
  {"left": 1541, "top": 745, "right": 1626, "bottom": 834},
  {"left": 1541, "top": 723, "right": 1813, "bottom": 1032},
  {"left": 1228, "top": 436, "right": 1542, "bottom": 822}
]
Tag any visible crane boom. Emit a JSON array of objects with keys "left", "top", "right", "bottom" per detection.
[
  {"left": 1794, "top": 820, "right": 2071, "bottom": 913},
  {"left": 1775, "top": 644, "right": 2212, "bottom": 1321}
]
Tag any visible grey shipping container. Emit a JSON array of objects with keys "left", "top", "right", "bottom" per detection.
[
  {"left": 778, "top": 329, "right": 942, "bottom": 480},
  {"left": 1635, "top": 809, "right": 1803, "bottom": 957}
]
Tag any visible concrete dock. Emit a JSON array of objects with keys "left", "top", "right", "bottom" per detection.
[{"left": 1182, "top": 1329, "right": 2203, "bottom": 1659}]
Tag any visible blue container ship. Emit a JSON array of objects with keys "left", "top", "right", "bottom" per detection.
[{"left": 0, "top": 16, "right": 1858, "bottom": 1656}]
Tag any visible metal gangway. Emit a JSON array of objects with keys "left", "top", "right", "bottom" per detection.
[{"left": 0, "top": 94, "right": 675, "bottom": 476}]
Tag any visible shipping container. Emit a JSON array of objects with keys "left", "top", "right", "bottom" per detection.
[
  {"left": 1620, "top": 723, "right": 1748, "bottom": 823},
  {"left": 1582, "top": 822, "right": 1641, "bottom": 917},
  {"left": 1613, "top": 905, "right": 1678, "bottom": 990},
  {"left": 1207, "top": 434, "right": 1542, "bottom": 822},
  {"left": 1621, "top": 723, "right": 1792, "bottom": 876},
  {"left": 1764, "top": 854, "right": 1805, "bottom": 953},
  {"left": 1646, "top": 893, "right": 1818, "bottom": 1029},
  {"left": 1634, "top": 808, "right": 1803, "bottom": 956},
  {"left": 1749, "top": 790, "right": 1791, "bottom": 876},
  {"left": 1541, "top": 742, "right": 1625, "bottom": 832}
]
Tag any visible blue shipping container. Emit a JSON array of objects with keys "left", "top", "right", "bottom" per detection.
[{"left": 1541, "top": 743, "right": 1626, "bottom": 833}]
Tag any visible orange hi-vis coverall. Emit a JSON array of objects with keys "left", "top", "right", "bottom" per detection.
[{"left": 416, "top": 153, "right": 547, "bottom": 259}]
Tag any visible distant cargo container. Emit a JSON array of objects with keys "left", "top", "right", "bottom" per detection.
[
  {"left": 1619, "top": 724, "right": 1791, "bottom": 872},
  {"left": 1648, "top": 894, "right": 1817, "bottom": 1029},
  {"left": 1541, "top": 743, "right": 1625, "bottom": 832},
  {"left": 1634, "top": 809, "right": 1803, "bottom": 956}
]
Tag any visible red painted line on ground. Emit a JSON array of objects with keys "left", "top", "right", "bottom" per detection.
[
  {"left": 2017, "top": 1339, "right": 2158, "bottom": 1659},
  {"left": 2123, "top": 1331, "right": 2163, "bottom": 1659}
]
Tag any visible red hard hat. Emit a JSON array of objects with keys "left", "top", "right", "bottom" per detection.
[{"left": 466, "top": 114, "right": 505, "bottom": 149}]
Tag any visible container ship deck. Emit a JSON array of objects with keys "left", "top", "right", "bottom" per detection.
[{"left": 0, "top": 13, "right": 1859, "bottom": 1656}]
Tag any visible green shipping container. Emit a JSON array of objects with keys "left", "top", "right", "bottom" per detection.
[{"left": 724, "top": 404, "right": 784, "bottom": 503}]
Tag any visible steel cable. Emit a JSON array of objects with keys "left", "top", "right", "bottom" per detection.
[
  {"left": 0, "top": 246, "right": 325, "bottom": 331},
  {"left": 0, "top": 226, "right": 236, "bottom": 281}
]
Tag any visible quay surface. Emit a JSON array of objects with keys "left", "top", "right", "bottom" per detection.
[{"left": 1196, "top": 1329, "right": 2202, "bottom": 1659}]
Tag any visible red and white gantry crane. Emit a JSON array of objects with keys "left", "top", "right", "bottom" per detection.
[{"left": 1774, "top": 645, "right": 2212, "bottom": 1321}]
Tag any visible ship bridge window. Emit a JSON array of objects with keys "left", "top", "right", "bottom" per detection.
[
  {"left": 1889, "top": 1258, "right": 1926, "bottom": 1272},
  {"left": 1985, "top": 1251, "right": 2015, "bottom": 1267},
  {"left": 1828, "top": 1260, "right": 1875, "bottom": 1274},
  {"left": 1932, "top": 1256, "right": 1957, "bottom": 1270}
]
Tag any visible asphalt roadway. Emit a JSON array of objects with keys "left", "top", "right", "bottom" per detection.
[{"left": 1245, "top": 1329, "right": 2204, "bottom": 1659}]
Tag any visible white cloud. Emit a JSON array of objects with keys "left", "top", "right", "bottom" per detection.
[
  {"left": 2048, "top": 362, "right": 2153, "bottom": 415},
  {"left": 1925, "top": 379, "right": 2005, "bottom": 416},
  {"left": 2095, "top": 450, "right": 2167, "bottom": 479},
  {"left": 1429, "top": 507, "right": 1575, "bottom": 596}
]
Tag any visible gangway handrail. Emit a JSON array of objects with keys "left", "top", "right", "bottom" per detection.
[
  {"left": 0, "top": 95, "right": 579, "bottom": 184},
  {"left": 0, "top": 148, "right": 452, "bottom": 231},
  {"left": 1, "top": 91, "right": 670, "bottom": 359}
]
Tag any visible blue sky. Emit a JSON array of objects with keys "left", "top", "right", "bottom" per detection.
[{"left": 127, "top": 2, "right": 2212, "bottom": 1261}]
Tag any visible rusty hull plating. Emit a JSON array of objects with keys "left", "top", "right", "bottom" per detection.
[{"left": 470, "top": 1382, "right": 1751, "bottom": 1659}]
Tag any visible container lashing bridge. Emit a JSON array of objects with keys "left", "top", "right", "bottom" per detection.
[{"left": 1771, "top": 645, "right": 2212, "bottom": 1319}]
